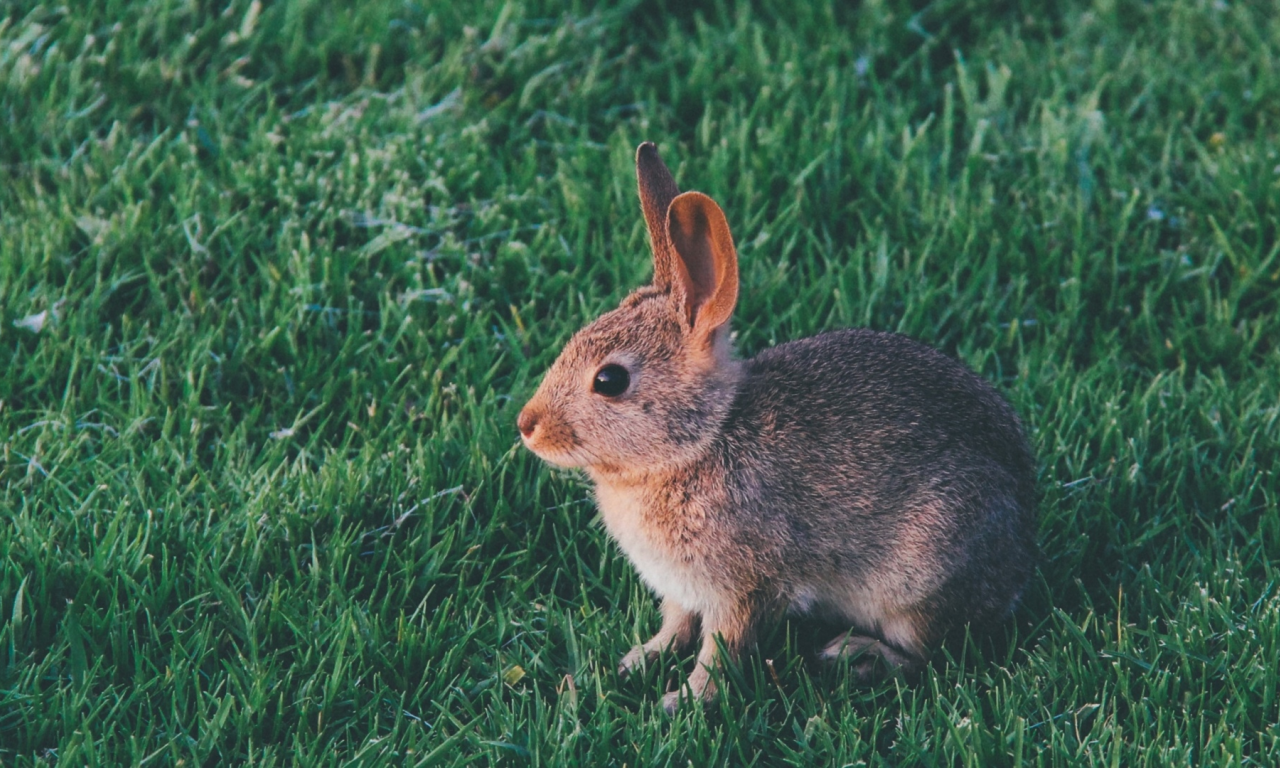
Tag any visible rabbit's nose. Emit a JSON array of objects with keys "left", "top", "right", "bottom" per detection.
[{"left": 517, "top": 408, "right": 539, "bottom": 439}]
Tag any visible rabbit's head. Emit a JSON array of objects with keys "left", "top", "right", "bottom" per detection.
[{"left": 518, "top": 144, "right": 742, "bottom": 475}]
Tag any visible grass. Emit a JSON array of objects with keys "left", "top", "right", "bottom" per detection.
[{"left": 1, "top": 0, "right": 1278, "bottom": 764}]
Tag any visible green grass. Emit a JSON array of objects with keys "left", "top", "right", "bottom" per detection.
[{"left": 2, "top": 0, "right": 1278, "bottom": 764}]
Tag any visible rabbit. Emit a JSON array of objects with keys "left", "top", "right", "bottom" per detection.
[{"left": 517, "top": 142, "right": 1038, "bottom": 713}]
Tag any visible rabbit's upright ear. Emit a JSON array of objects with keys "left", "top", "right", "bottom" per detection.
[
  {"left": 635, "top": 142, "right": 681, "bottom": 290},
  {"left": 667, "top": 192, "right": 739, "bottom": 337}
]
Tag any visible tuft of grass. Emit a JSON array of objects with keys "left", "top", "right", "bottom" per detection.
[{"left": 2, "top": 0, "right": 1278, "bottom": 764}]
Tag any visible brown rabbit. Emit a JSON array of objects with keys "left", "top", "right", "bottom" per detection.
[{"left": 518, "top": 143, "right": 1037, "bottom": 713}]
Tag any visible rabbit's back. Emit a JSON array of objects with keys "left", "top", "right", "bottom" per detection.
[{"left": 729, "top": 328, "right": 1034, "bottom": 496}]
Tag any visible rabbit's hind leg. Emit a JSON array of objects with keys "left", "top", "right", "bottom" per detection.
[{"left": 818, "top": 631, "right": 923, "bottom": 683}]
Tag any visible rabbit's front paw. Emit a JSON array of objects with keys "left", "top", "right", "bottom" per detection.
[
  {"left": 661, "top": 690, "right": 684, "bottom": 715},
  {"left": 618, "top": 645, "right": 649, "bottom": 677},
  {"left": 662, "top": 668, "right": 715, "bottom": 714}
]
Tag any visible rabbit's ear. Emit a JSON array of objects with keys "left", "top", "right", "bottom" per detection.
[
  {"left": 635, "top": 142, "right": 681, "bottom": 290},
  {"left": 667, "top": 191, "right": 739, "bottom": 336}
]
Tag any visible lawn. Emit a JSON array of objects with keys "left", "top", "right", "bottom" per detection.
[{"left": 1, "top": 0, "right": 1278, "bottom": 764}]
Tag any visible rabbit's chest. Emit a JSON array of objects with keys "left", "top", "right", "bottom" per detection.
[{"left": 593, "top": 482, "right": 724, "bottom": 612}]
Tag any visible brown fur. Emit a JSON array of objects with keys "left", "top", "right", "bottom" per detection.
[{"left": 519, "top": 143, "right": 1038, "bottom": 713}]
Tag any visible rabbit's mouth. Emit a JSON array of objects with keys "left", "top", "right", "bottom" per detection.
[{"left": 521, "top": 436, "right": 591, "bottom": 469}]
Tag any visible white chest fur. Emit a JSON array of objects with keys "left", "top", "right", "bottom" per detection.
[{"left": 592, "top": 481, "right": 721, "bottom": 613}]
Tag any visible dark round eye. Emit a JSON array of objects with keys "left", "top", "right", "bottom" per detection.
[{"left": 592, "top": 364, "right": 630, "bottom": 397}]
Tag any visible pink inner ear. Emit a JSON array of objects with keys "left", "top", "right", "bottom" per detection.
[
  {"left": 667, "top": 192, "right": 739, "bottom": 333},
  {"left": 672, "top": 205, "right": 718, "bottom": 307}
]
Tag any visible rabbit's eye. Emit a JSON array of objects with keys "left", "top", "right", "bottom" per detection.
[{"left": 592, "top": 364, "right": 630, "bottom": 397}]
